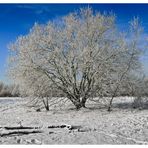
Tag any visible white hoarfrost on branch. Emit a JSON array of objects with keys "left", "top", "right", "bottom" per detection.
[{"left": 8, "top": 8, "right": 144, "bottom": 110}]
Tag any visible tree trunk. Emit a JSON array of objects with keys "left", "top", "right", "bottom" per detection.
[
  {"left": 68, "top": 96, "right": 88, "bottom": 110},
  {"left": 81, "top": 97, "right": 87, "bottom": 108},
  {"left": 73, "top": 100, "right": 82, "bottom": 110},
  {"left": 107, "top": 105, "right": 112, "bottom": 112},
  {"left": 108, "top": 96, "right": 114, "bottom": 111},
  {"left": 43, "top": 98, "right": 49, "bottom": 111},
  {"left": 73, "top": 99, "right": 88, "bottom": 109},
  {"left": 45, "top": 104, "right": 49, "bottom": 111}
]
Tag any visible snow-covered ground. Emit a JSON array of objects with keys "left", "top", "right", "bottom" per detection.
[{"left": 0, "top": 97, "right": 148, "bottom": 144}]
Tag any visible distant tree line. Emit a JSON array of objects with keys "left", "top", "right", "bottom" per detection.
[
  {"left": 1, "top": 76, "right": 148, "bottom": 98},
  {"left": 0, "top": 82, "right": 20, "bottom": 97}
]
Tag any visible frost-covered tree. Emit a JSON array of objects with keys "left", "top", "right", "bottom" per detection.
[
  {"left": 8, "top": 8, "right": 143, "bottom": 110},
  {"left": 106, "top": 18, "right": 144, "bottom": 111}
]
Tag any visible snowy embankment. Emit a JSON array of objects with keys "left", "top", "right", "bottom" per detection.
[{"left": 0, "top": 97, "right": 148, "bottom": 144}]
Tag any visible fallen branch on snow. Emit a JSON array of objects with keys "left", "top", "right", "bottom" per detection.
[
  {"left": 0, "top": 130, "right": 43, "bottom": 137},
  {"left": 48, "top": 124, "right": 82, "bottom": 130},
  {"left": 0, "top": 126, "right": 41, "bottom": 130}
]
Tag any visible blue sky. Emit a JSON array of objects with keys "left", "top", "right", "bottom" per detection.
[{"left": 0, "top": 4, "right": 148, "bottom": 84}]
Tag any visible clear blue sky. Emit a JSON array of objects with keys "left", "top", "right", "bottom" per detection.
[{"left": 0, "top": 4, "right": 148, "bottom": 84}]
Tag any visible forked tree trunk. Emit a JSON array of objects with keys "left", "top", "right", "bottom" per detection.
[
  {"left": 43, "top": 98, "right": 49, "bottom": 111},
  {"left": 70, "top": 97, "right": 88, "bottom": 110},
  {"left": 72, "top": 99, "right": 82, "bottom": 110}
]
